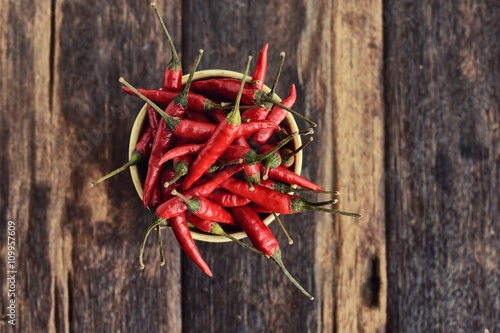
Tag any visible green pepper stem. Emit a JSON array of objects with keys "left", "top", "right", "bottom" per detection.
[
  {"left": 210, "top": 223, "right": 266, "bottom": 256},
  {"left": 267, "top": 52, "right": 286, "bottom": 101},
  {"left": 271, "top": 248, "right": 314, "bottom": 300},
  {"left": 171, "top": 189, "right": 200, "bottom": 213},
  {"left": 257, "top": 90, "right": 317, "bottom": 127},
  {"left": 242, "top": 168, "right": 255, "bottom": 191},
  {"left": 139, "top": 215, "right": 168, "bottom": 269},
  {"left": 281, "top": 137, "right": 313, "bottom": 165},
  {"left": 245, "top": 131, "right": 298, "bottom": 165},
  {"left": 226, "top": 56, "right": 252, "bottom": 126},
  {"left": 90, "top": 150, "right": 143, "bottom": 187},
  {"left": 119, "top": 77, "right": 180, "bottom": 131},
  {"left": 151, "top": 2, "right": 181, "bottom": 71},
  {"left": 174, "top": 49, "right": 204, "bottom": 108},
  {"left": 273, "top": 212, "right": 293, "bottom": 245},
  {"left": 157, "top": 226, "right": 165, "bottom": 266}
]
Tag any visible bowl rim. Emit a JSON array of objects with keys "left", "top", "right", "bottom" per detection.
[{"left": 129, "top": 69, "right": 303, "bottom": 242}]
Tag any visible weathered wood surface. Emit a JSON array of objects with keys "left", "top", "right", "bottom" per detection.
[
  {"left": 0, "top": 0, "right": 497, "bottom": 332},
  {"left": 384, "top": 1, "right": 500, "bottom": 332}
]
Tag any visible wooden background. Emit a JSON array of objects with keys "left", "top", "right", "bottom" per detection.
[{"left": 1, "top": 0, "right": 498, "bottom": 332}]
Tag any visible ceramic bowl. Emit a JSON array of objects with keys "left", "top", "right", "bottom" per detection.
[{"left": 129, "top": 69, "right": 303, "bottom": 242}]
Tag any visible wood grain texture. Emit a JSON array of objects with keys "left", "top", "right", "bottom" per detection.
[
  {"left": 55, "top": 0, "right": 183, "bottom": 332},
  {"left": 384, "top": 0, "right": 500, "bottom": 332},
  {"left": 2, "top": 0, "right": 498, "bottom": 332},
  {"left": 1, "top": 0, "right": 56, "bottom": 331},
  {"left": 332, "top": 0, "right": 386, "bottom": 332},
  {"left": 181, "top": 1, "right": 319, "bottom": 332}
]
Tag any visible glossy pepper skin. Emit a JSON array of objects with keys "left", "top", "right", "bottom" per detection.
[
  {"left": 220, "top": 177, "right": 294, "bottom": 214},
  {"left": 207, "top": 190, "right": 251, "bottom": 207},
  {"left": 251, "top": 43, "right": 268, "bottom": 91},
  {"left": 181, "top": 56, "right": 253, "bottom": 190},
  {"left": 181, "top": 120, "right": 241, "bottom": 190},
  {"left": 170, "top": 212, "right": 212, "bottom": 277},
  {"left": 140, "top": 50, "right": 204, "bottom": 207},
  {"left": 250, "top": 84, "right": 297, "bottom": 146},
  {"left": 122, "top": 86, "right": 220, "bottom": 113},
  {"left": 155, "top": 165, "right": 243, "bottom": 220},
  {"left": 261, "top": 165, "right": 323, "bottom": 192},
  {"left": 231, "top": 205, "right": 278, "bottom": 256}
]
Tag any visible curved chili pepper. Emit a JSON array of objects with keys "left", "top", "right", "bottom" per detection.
[
  {"left": 260, "top": 165, "right": 323, "bottom": 191},
  {"left": 170, "top": 212, "right": 213, "bottom": 276},
  {"left": 121, "top": 50, "right": 203, "bottom": 206},
  {"left": 190, "top": 76, "right": 315, "bottom": 126},
  {"left": 152, "top": 3, "right": 183, "bottom": 92},
  {"left": 158, "top": 143, "right": 204, "bottom": 166},
  {"left": 251, "top": 43, "right": 268, "bottom": 90},
  {"left": 207, "top": 190, "right": 251, "bottom": 207},
  {"left": 249, "top": 84, "right": 297, "bottom": 147},
  {"left": 147, "top": 105, "right": 161, "bottom": 139},
  {"left": 122, "top": 86, "right": 222, "bottom": 113},
  {"left": 230, "top": 205, "right": 314, "bottom": 300},
  {"left": 89, "top": 125, "right": 153, "bottom": 187},
  {"left": 241, "top": 51, "right": 285, "bottom": 122},
  {"left": 172, "top": 190, "right": 236, "bottom": 225},
  {"left": 155, "top": 165, "right": 244, "bottom": 220},
  {"left": 181, "top": 56, "right": 253, "bottom": 190},
  {"left": 220, "top": 177, "right": 362, "bottom": 217}
]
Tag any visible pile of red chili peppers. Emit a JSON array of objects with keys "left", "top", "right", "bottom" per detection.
[{"left": 91, "top": 3, "right": 361, "bottom": 300}]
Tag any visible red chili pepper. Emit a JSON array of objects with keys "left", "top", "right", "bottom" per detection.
[
  {"left": 241, "top": 51, "right": 285, "bottom": 122},
  {"left": 249, "top": 84, "right": 297, "bottom": 147},
  {"left": 169, "top": 212, "right": 212, "bottom": 276},
  {"left": 89, "top": 125, "right": 153, "bottom": 187},
  {"left": 161, "top": 168, "right": 178, "bottom": 201},
  {"left": 230, "top": 205, "right": 314, "bottom": 300},
  {"left": 261, "top": 165, "right": 323, "bottom": 191},
  {"left": 220, "top": 177, "right": 361, "bottom": 217},
  {"left": 147, "top": 106, "right": 161, "bottom": 140},
  {"left": 152, "top": 3, "right": 183, "bottom": 92},
  {"left": 158, "top": 143, "right": 204, "bottom": 166},
  {"left": 181, "top": 56, "right": 253, "bottom": 190},
  {"left": 209, "top": 109, "right": 227, "bottom": 123},
  {"left": 121, "top": 50, "right": 203, "bottom": 206},
  {"left": 207, "top": 190, "right": 251, "bottom": 207},
  {"left": 186, "top": 212, "right": 266, "bottom": 255},
  {"left": 221, "top": 131, "right": 296, "bottom": 166},
  {"left": 172, "top": 190, "right": 236, "bottom": 226},
  {"left": 155, "top": 165, "right": 244, "bottom": 220},
  {"left": 122, "top": 87, "right": 222, "bottom": 113},
  {"left": 148, "top": 180, "right": 162, "bottom": 208},
  {"left": 259, "top": 178, "right": 339, "bottom": 195},
  {"left": 190, "top": 76, "right": 316, "bottom": 127},
  {"left": 186, "top": 109, "right": 210, "bottom": 123},
  {"left": 251, "top": 43, "right": 268, "bottom": 90}
]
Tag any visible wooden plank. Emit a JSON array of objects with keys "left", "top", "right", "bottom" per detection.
[
  {"left": 181, "top": 1, "right": 326, "bottom": 332},
  {"left": 331, "top": 0, "right": 386, "bottom": 332},
  {"left": 181, "top": 0, "right": 385, "bottom": 332},
  {"left": 384, "top": 1, "right": 500, "bottom": 332},
  {"left": 0, "top": 0, "right": 56, "bottom": 331},
  {"left": 52, "top": 1, "right": 182, "bottom": 332}
]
